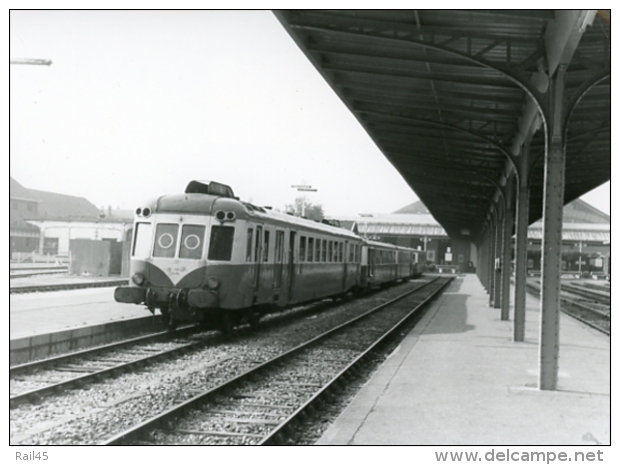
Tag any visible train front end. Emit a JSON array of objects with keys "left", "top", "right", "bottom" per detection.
[{"left": 114, "top": 181, "right": 242, "bottom": 329}]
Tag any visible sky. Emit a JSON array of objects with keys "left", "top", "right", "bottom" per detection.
[{"left": 10, "top": 10, "right": 611, "bottom": 219}]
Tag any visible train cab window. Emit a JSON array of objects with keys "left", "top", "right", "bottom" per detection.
[
  {"left": 133, "top": 222, "right": 153, "bottom": 258},
  {"left": 208, "top": 225, "right": 235, "bottom": 261},
  {"left": 246, "top": 228, "right": 254, "bottom": 262},
  {"left": 263, "top": 231, "right": 270, "bottom": 262},
  {"left": 179, "top": 225, "right": 206, "bottom": 260},
  {"left": 307, "top": 238, "right": 314, "bottom": 262},
  {"left": 153, "top": 224, "right": 179, "bottom": 258},
  {"left": 348, "top": 244, "right": 353, "bottom": 263},
  {"left": 299, "top": 236, "right": 306, "bottom": 262}
]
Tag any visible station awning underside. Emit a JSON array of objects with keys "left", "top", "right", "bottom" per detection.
[{"left": 274, "top": 10, "right": 611, "bottom": 241}]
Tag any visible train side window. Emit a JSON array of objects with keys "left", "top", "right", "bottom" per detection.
[
  {"left": 315, "top": 238, "right": 321, "bottom": 262},
  {"left": 339, "top": 243, "right": 344, "bottom": 262},
  {"left": 348, "top": 244, "right": 353, "bottom": 263},
  {"left": 322, "top": 239, "right": 327, "bottom": 262},
  {"left": 275, "top": 230, "right": 284, "bottom": 263},
  {"left": 326, "top": 241, "right": 332, "bottom": 262},
  {"left": 254, "top": 226, "right": 262, "bottom": 262},
  {"left": 208, "top": 225, "right": 235, "bottom": 261},
  {"left": 299, "top": 236, "right": 306, "bottom": 262},
  {"left": 153, "top": 223, "right": 179, "bottom": 258},
  {"left": 307, "top": 237, "right": 314, "bottom": 262},
  {"left": 246, "top": 228, "right": 254, "bottom": 262},
  {"left": 263, "top": 230, "right": 270, "bottom": 262},
  {"left": 133, "top": 222, "right": 153, "bottom": 258},
  {"left": 179, "top": 224, "right": 206, "bottom": 259}
]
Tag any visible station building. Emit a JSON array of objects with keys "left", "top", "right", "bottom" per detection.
[
  {"left": 331, "top": 198, "right": 610, "bottom": 277},
  {"left": 10, "top": 177, "right": 133, "bottom": 275}
]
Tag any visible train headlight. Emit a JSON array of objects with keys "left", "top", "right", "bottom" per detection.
[
  {"left": 142, "top": 207, "right": 151, "bottom": 217},
  {"left": 132, "top": 272, "right": 146, "bottom": 286},
  {"left": 206, "top": 276, "right": 219, "bottom": 290}
]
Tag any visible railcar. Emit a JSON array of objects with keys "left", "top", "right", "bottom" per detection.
[
  {"left": 115, "top": 180, "right": 365, "bottom": 331},
  {"left": 361, "top": 240, "right": 421, "bottom": 288}
]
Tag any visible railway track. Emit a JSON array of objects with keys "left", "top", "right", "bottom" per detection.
[
  {"left": 561, "top": 282, "right": 610, "bottom": 305},
  {"left": 526, "top": 281, "right": 610, "bottom": 335},
  {"left": 102, "top": 276, "right": 451, "bottom": 445},
  {"left": 10, "top": 326, "right": 202, "bottom": 406},
  {"left": 9, "top": 285, "right": 392, "bottom": 406}
]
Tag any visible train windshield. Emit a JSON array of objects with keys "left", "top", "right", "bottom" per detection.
[
  {"left": 179, "top": 225, "right": 206, "bottom": 260},
  {"left": 132, "top": 223, "right": 153, "bottom": 258},
  {"left": 153, "top": 224, "right": 179, "bottom": 258}
]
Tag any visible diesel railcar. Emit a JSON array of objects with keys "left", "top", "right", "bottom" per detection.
[{"left": 114, "top": 180, "right": 422, "bottom": 332}]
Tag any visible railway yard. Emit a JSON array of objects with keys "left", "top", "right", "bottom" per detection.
[{"left": 9, "top": 273, "right": 609, "bottom": 446}]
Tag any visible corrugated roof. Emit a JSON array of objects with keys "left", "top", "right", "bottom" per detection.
[
  {"left": 275, "top": 10, "right": 611, "bottom": 241},
  {"left": 330, "top": 213, "right": 447, "bottom": 237},
  {"left": 358, "top": 223, "right": 447, "bottom": 237},
  {"left": 527, "top": 226, "right": 610, "bottom": 242}
]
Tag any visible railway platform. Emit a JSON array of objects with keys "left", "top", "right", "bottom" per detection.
[
  {"left": 10, "top": 277, "right": 146, "bottom": 341},
  {"left": 10, "top": 273, "right": 127, "bottom": 293},
  {"left": 317, "top": 274, "right": 610, "bottom": 446}
]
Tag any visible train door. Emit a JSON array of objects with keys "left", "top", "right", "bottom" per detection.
[
  {"left": 287, "top": 231, "right": 296, "bottom": 301},
  {"left": 253, "top": 225, "right": 263, "bottom": 295},
  {"left": 274, "top": 230, "right": 284, "bottom": 293}
]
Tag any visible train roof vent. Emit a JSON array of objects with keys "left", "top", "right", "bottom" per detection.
[
  {"left": 242, "top": 202, "right": 266, "bottom": 213},
  {"left": 185, "top": 180, "right": 235, "bottom": 198}
]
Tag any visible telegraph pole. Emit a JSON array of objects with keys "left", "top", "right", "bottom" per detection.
[{"left": 291, "top": 184, "right": 317, "bottom": 217}]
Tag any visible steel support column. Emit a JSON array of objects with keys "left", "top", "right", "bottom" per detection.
[
  {"left": 539, "top": 65, "right": 567, "bottom": 391},
  {"left": 480, "top": 234, "right": 489, "bottom": 292},
  {"left": 513, "top": 145, "right": 531, "bottom": 341},
  {"left": 492, "top": 207, "right": 503, "bottom": 309},
  {"left": 500, "top": 177, "right": 515, "bottom": 320},
  {"left": 476, "top": 237, "right": 487, "bottom": 291},
  {"left": 488, "top": 219, "right": 496, "bottom": 304}
]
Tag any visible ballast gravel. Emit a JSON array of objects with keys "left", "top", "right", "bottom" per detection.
[{"left": 11, "top": 280, "right": 429, "bottom": 445}]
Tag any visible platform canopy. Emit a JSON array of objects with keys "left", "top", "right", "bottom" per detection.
[{"left": 274, "top": 10, "right": 610, "bottom": 240}]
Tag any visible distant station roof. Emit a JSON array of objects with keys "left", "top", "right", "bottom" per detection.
[
  {"left": 335, "top": 214, "right": 447, "bottom": 238},
  {"left": 10, "top": 177, "right": 101, "bottom": 220},
  {"left": 275, "top": 10, "right": 611, "bottom": 241},
  {"left": 527, "top": 198, "right": 610, "bottom": 243},
  {"left": 331, "top": 197, "right": 609, "bottom": 243},
  {"left": 10, "top": 177, "right": 39, "bottom": 203}
]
